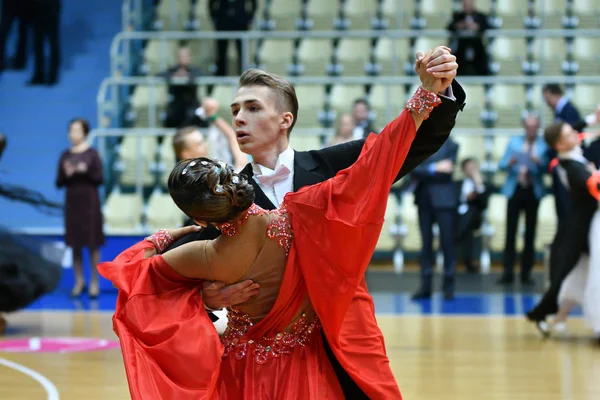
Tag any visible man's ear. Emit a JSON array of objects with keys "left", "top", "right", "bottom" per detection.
[{"left": 280, "top": 112, "right": 294, "bottom": 131}]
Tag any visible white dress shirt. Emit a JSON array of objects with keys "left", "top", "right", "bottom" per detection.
[
  {"left": 252, "top": 147, "right": 295, "bottom": 207},
  {"left": 458, "top": 178, "right": 485, "bottom": 215}
]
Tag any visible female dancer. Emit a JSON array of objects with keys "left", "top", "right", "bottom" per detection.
[{"left": 99, "top": 55, "right": 443, "bottom": 399}]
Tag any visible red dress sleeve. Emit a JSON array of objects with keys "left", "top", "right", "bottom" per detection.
[
  {"left": 285, "top": 110, "right": 417, "bottom": 342},
  {"left": 97, "top": 241, "right": 224, "bottom": 400}
]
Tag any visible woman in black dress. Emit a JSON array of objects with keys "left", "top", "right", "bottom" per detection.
[{"left": 56, "top": 119, "right": 105, "bottom": 298}]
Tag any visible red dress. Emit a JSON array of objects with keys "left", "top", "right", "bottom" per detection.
[{"left": 98, "top": 110, "right": 417, "bottom": 399}]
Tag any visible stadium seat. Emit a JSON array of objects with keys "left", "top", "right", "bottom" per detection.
[
  {"left": 297, "top": 39, "right": 334, "bottom": 75},
  {"left": 328, "top": 84, "right": 368, "bottom": 116},
  {"left": 492, "top": 84, "right": 527, "bottom": 127},
  {"left": 573, "top": 38, "right": 600, "bottom": 76},
  {"left": 453, "top": 134, "right": 487, "bottom": 164},
  {"left": 486, "top": 193, "right": 508, "bottom": 252},
  {"left": 342, "top": 0, "right": 378, "bottom": 30},
  {"left": 130, "top": 84, "right": 169, "bottom": 127},
  {"left": 573, "top": 85, "right": 600, "bottom": 115},
  {"left": 293, "top": 84, "right": 327, "bottom": 128},
  {"left": 531, "top": 38, "right": 566, "bottom": 76},
  {"left": 155, "top": 0, "right": 190, "bottom": 30},
  {"left": 209, "top": 85, "right": 239, "bottom": 120},
  {"left": 158, "top": 135, "right": 176, "bottom": 186},
  {"left": 490, "top": 37, "right": 527, "bottom": 75},
  {"left": 143, "top": 40, "right": 179, "bottom": 75},
  {"left": 257, "top": 39, "right": 295, "bottom": 76},
  {"left": 369, "top": 84, "right": 407, "bottom": 128},
  {"left": 145, "top": 191, "right": 186, "bottom": 231},
  {"left": 572, "top": 0, "right": 600, "bottom": 29},
  {"left": 535, "top": 195, "right": 557, "bottom": 251},
  {"left": 380, "top": 0, "right": 415, "bottom": 29},
  {"left": 117, "top": 136, "right": 158, "bottom": 187},
  {"left": 535, "top": 0, "right": 567, "bottom": 29},
  {"left": 103, "top": 192, "right": 145, "bottom": 233},
  {"left": 373, "top": 37, "right": 410, "bottom": 76},
  {"left": 419, "top": 0, "right": 453, "bottom": 29},
  {"left": 335, "top": 38, "right": 373, "bottom": 75},
  {"left": 268, "top": 0, "right": 303, "bottom": 31},
  {"left": 289, "top": 135, "right": 323, "bottom": 152},
  {"left": 495, "top": 0, "right": 526, "bottom": 29},
  {"left": 455, "top": 84, "right": 486, "bottom": 129},
  {"left": 399, "top": 192, "right": 421, "bottom": 252},
  {"left": 305, "top": 0, "right": 340, "bottom": 30},
  {"left": 376, "top": 194, "right": 400, "bottom": 251}
]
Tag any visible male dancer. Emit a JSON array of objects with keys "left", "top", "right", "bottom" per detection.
[
  {"left": 170, "top": 46, "right": 463, "bottom": 398},
  {"left": 526, "top": 122, "right": 600, "bottom": 331}
]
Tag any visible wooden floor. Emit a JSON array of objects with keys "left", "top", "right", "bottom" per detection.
[{"left": 1, "top": 311, "right": 600, "bottom": 400}]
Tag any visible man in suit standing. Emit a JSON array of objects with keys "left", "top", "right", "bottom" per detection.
[
  {"left": 168, "top": 47, "right": 463, "bottom": 398},
  {"left": 351, "top": 98, "right": 375, "bottom": 139},
  {"left": 447, "top": 0, "right": 490, "bottom": 76},
  {"left": 542, "top": 84, "right": 586, "bottom": 224},
  {"left": 526, "top": 122, "right": 600, "bottom": 330},
  {"left": 410, "top": 138, "right": 459, "bottom": 300},
  {"left": 497, "top": 114, "right": 549, "bottom": 285},
  {"left": 454, "top": 157, "right": 489, "bottom": 273},
  {"left": 209, "top": 0, "right": 257, "bottom": 76}
]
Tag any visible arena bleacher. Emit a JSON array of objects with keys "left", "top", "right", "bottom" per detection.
[{"left": 93, "top": 0, "right": 600, "bottom": 272}]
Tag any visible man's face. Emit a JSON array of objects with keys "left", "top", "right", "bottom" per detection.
[
  {"left": 555, "top": 123, "right": 580, "bottom": 152},
  {"left": 543, "top": 90, "right": 557, "bottom": 109},
  {"left": 524, "top": 116, "right": 539, "bottom": 141},
  {"left": 463, "top": 0, "right": 474, "bottom": 13},
  {"left": 177, "top": 48, "right": 192, "bottom": 68},
  {"left": 462, "top": 160, "right": 478, "bottom": 177},
  {"left": 180, "top": 130, "right": 207, "bottom": 160},
  {"left": 231, "top": 85, "right": 289, "bottom": 155},
  {"left": 352, "top": 102, "right": 369, "bottom": 123}
]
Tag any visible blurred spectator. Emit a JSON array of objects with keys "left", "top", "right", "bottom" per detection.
[
  {"left": 326, "top": 113, "right": 355, "bottom": 147},
  {"left": 209, "top": 0, "right": 257, "bottom": 76},
  {"left": 542, "top": 84, "right": 586, "bottom": 224},
  {"left": 55, "top": 118, "right": 104, "bottom": 298},
  {"left": 174, "top": 98, "right": 247, "bottom": 170},
  {"left": 454, "top": 157, "right": 489, "bottom": 273},
  {"left": 161, "top": 45, "right": 203, "bottom": 129},
  {"left": 29, "top": 0, "right": 61, "bottom": 85},
  {"left": 352, "top": 98, "right": 375, "bottom": 139},
  {"left": 0, "top": 132, "right": 5, "bottom": 160},
  {"left": 497, "top": 114, "right": 549, "bottom": 285},
  {"left": 447, "top": 0, "right": 490, "bottom": 76},
  {"left": 0, "top": 0, "right": 31, "bottom": 73},
  {"left": 409, "top": 138, "right": 460, "bottom": 300}
]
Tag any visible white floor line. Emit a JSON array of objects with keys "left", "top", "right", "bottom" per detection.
[{"left": 0, "top": 357, "right": 59, "bottom": 400}]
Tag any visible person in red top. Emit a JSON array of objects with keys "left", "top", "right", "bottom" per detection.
[{"left": 98, "top": 49, "right": 457, "bottom": 399}]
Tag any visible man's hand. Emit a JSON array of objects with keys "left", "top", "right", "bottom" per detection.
[
  {"left": 434, "top": 159, "right": 454, "bottom": 173},
  {"left": 202, "top": 280, "right": 260, "bottom": 310},
  {"left": 202, "top": 97, "right": 219, "bottom": 118},
  {"left": 415, "top": 49, "right": 442, "bottom": 94},
  {"left": 423, "top": 46, "right": 458, "bottom": 94}
]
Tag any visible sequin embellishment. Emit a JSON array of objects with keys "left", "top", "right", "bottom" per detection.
[
  {"left": 266, "top": 202, "right": 293, "bottom": 255},
  {"left": 217, "top": 203, "right": 265, "bottom": 237},
  {"left": 221, "top": 308, "right": 320, "bottom": 364}
]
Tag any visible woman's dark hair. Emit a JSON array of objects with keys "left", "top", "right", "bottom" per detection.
[
  {"left": 168, "top": 157, "right": 255, "bottom": 224},
  {"left": 68, "top": 118, "right": 90, "bottom": 136}
]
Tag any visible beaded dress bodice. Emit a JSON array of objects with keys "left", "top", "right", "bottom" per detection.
[{"left": 217, "top": 203, "right": 321, "bottom": 363}]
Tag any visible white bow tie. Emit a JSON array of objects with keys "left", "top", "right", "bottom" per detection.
[{"left": 255, "top": 164, "right": 290, "bottom": 188}]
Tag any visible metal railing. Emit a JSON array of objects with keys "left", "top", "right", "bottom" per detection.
[{"left": 108, "top": 28, "right": 600, "bottom": 77}]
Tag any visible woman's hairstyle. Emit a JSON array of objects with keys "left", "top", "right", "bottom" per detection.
[
  {"left": 168, "top": 157, "right": 255, "bottom": 224},
  {"left": 68, "top": 118, "right": 91, "bottom": 136}
]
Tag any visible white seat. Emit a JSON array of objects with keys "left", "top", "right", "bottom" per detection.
[
  {"left": 373, "top": 38, "right": 410, "bottom": 75},
  {"left": 305, "top": 0, "right": 340, "bottom": 30},
  {"left": 343, "top": 0, "right": 378, "bottom": 30},
  {"left": 531, "top": 38, "right": 566, "bottom": 75},
  {"left": 289, "top": 135, "right": 323, "bottom": 152},
  {"left": 297, "top": 39, "right": 334, "bottom": 75},
  {"left": 269, "top": 0, "right": 302, "bottom": 31},
  {"left": 103, "top": 192, "right": 144, "bottom": 233},
  {"left": 573, "top": 85, "right": 600, "bottom": 115},
  {"left": 493, "top": 84, "right": 527, "bottom": 128},
  {"left": 335, "top": 39, "right": 373, "bottom": 76},
  {"left": 329, "top": 84, "right": 368, "bottom": 115},
  {"left": 399, "top": 192, "right": 421, "bottom": 252},
  {"left": 456, "top": 84, "right": 486, "bottom": 129},
  {"left": 573, "top": 38, "right": 600, "bottom": 76},
  {"left": 145, "top": 191, "right": 186, "bottom": 231},
  {"left": 294, "top": 84, "right": 326, "bottom": 128},
  {"left": 258, "top": 39, "right": 295, "bottom": 76},
  {"left": 453, "top": 134, "right": 487, "bottom": 164},
  {"left": 376, "top": 194, "right": 400, "bottom": 251},
  {"left": 490, "top": 37, "right": 527, "bottom": 75},
  {"left": 143, "top": 40, "right": 178, "bottom": 75},
  {"left": 486, "top": 193, "right": 508, "bottom": 252}
]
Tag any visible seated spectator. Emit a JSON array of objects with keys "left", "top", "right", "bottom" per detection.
[
  {"left": 173, "top": 98, "right": 247, "bottom": 171},
  {"left": 161, "top": 45, "right": 203, "bottom": 129},
  {"left": 447, "top": 0, "right": 490, "bottom": 76},
  {"left": 454, "top": 157, "right": 489, "bottom": 273},
  {"left": 326, "top": 113, "right": 355, "bottom": 147}
]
